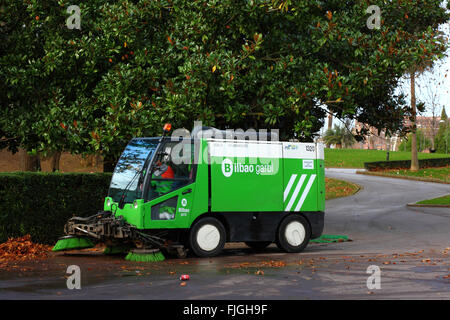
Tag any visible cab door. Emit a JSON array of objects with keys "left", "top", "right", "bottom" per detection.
[{"left": 143, "top": 139, "right": 196, "bottom": 229}]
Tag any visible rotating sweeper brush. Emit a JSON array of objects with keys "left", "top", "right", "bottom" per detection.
[
  {"left": 52, "top": 211, "right": 166, "bottom": 262},
  {"left": 52, "top": 236, "right": 95, "bottom": 252}
]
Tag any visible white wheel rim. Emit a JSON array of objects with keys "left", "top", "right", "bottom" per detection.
[
  {"left": 196, "top": 224, "right": 221, "bottom": 251},
  {"left": 285, "top": 221, "right": 305, "bottom": 246}
]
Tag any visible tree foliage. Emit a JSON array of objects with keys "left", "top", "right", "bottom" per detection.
[
  {"left": 323, "top": 123, "right": 356, "bottom": 148},
  {"left": 1, "top": 0, "right": 449, "bottom": 168}
]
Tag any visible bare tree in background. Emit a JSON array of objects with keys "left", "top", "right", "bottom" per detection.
[
  {"left": 418, "top": 62, "right": 448, "bottom": 150},
  {"left": 409, "top": 70, "right": 420, "bottom": 171}
]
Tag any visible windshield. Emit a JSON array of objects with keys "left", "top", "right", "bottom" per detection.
[{"left": 108, "top": 138, "right": 159, "bottom": 203}]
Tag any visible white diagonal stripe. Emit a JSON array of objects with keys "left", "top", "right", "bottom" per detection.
[
  {"left": 285, "top": 174, "right": 306, "bottom": 211},
  {"left": 283, "top": 174, "right": 297, "bottom": 201},
  {"left": 294, "top": 174, "right": 316, "bottom": 212}
]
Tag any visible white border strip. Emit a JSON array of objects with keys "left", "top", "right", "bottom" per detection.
[
  {"left": 282, "top": 142, "right": 316, "bottom": 159},
  {"left": 285, "top": 174, "right": 306, "bottom": 211},
  {"left": 209, "top": 141, "right": 283, "bottom": 158},
  {"left": 294, "top": 174, "right": 316, "bottom": 211},
  {"left": 283, "top": 174, "right": 297, "bottom": 201}
]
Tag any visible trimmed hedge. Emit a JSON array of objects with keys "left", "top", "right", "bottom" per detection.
[
  {"left": 0, "top": 172, "right": 112, "bottom": 244},
  {"left": 364, "top": 157, "right": 450, "bottom": 171}
]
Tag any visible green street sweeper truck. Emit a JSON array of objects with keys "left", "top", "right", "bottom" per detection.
[{"left": 53, "top": 125, "right": 325, "bottom": 261}]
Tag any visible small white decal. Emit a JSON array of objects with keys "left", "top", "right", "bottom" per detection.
[{"left": 303, "top": 159, "right": 314, "bottom": 170}]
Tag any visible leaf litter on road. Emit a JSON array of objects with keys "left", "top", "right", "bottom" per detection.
[{"left": 0, "top": 235, "right": 51, "bottom": 262}]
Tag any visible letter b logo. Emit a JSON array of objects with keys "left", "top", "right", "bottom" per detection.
[{"left": 222, "top": 159, "right": 233, "bottom": 177}]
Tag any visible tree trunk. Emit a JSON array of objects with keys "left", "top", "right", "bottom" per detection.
[
  {"left": 50, "top": 151, "right": 62, "bottom": 172},
  {"left": 431, "top": 116, "right": 436, "bottom": 150},
  {"left": 325, "top": 110, "right": 333, "bottom": 148},
  {"left": 327, "top": 113, "right": 333, "bottom": 131},
  {"left": 410, "top": 72, "right": 419, "bottom": 171},
  {"left": 20, "top": 149, "right": 41, "bottom": 172},
  {"left": 386, "top": 135, "right": 391, "bottom": 161}
]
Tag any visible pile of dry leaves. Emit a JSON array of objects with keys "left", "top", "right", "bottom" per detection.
[{"left": 0, "top": 235, "right": 52, "bottom": 262}]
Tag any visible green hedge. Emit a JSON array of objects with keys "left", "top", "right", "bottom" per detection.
[
  {"left": 0, "top": 172, "right": 112, "bottom": 244},
  {"left": 364, "top": 157, "right": 450, "bottom": 171}
]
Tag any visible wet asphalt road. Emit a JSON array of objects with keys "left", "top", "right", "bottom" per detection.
[{"left": 0, "top": 169, "right": 449, "bottom": 300}]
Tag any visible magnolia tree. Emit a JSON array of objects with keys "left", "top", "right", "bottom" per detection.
[{"left": 1, "top": 0, "right": 449, "bottom": 171}]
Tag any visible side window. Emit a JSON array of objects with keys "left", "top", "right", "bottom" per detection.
[
  {"left": 168, "top": 140, "right": 196, "bottom": 180},
  {"left": 151, "top": 196, "right": 178, "bottom": 220},
  {"left": 147, "top": 140, "right": 195, "bottom": 200}
]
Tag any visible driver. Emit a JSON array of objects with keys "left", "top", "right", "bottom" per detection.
[
  {"left": 152, "top": 161, "right": 175, "bottom": 220},
  {"left": 156, "top": 160, "right": 174, "bottom": 179},
  {"left": 151, "top": 160, "right": 174, "bottom": 198}
]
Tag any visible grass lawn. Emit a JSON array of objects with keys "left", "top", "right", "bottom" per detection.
[
  {"left": 325, "top": 148, "right": 449, "bottom": 168},
  {"left": 416, "top": 194, "right": 450, "bottom": 205},
  {"left": 325, "top": 177, "right": 360, "bottom": 200},
  {"left": 385, "top": 166, "right": 449, "bottom": 183}
]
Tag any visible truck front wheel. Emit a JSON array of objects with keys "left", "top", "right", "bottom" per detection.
[
  {"left": 276, "top": 214, "right": 311, "bottom": 253},
  {"left": 189, "top": 217, "right": 226, "bottom": 257}
]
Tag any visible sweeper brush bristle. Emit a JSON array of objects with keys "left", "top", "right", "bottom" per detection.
[
  {"left": 52, "top": 236, "right": 95, "bottom": 252},
  {"left": 310, "top": 234, "right": 349, "bottom": 243},
  {"left": 125, "top": 249, "right": 165, "bottom": 262}
]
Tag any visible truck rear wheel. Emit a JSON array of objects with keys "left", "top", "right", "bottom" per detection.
[
  {"left": 189, "top": 217, "right": 226, "bottom": 257},
  {"left": 276, "top": 214, "right": 311, "bottom": 253}
]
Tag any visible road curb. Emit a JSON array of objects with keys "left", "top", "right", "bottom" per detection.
[
  {"left": 355, "top": 170, "right": 449, "bottom": 184},
  {"left": 406, "top": 203, "right": 450, "bottom": 208}
]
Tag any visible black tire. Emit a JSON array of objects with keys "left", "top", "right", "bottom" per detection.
[
  {"left": 189, "top": 217, "right": 226, "bottom": 257},
  {"left": 245, "top": 241, "right": 272, "bottom": 251},
  {"left": 276, "top": 214, "right": 311, "bottom": 253}
]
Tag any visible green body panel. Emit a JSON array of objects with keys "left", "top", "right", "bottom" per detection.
[
  {"left": 105, "top": 198, "right": 145, "bottom": 228},
  {"left": 104, "top": 139, "right": 325, "bottom": 230},
  {"left": 209, "top": 141, "right": 325, "bottom": 213},
  {"left": 142, "top": 183, "right": 194, "bottom": 229},
  {"left": 282, "top": 158, "right": 321, "bottom": 212},
  {"left": 211, "top": 156, "right": 283, "bottom": 211}
]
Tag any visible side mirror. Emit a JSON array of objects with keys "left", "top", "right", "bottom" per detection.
[{"left": 153, "top": 164, "right": 168, "bottom": 177}]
